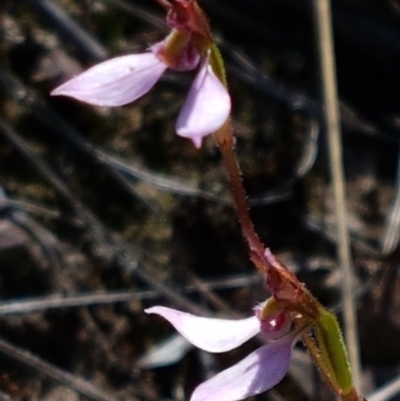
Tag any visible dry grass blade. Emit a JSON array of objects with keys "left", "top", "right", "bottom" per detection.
[
  {"left": 0, "top": 291, "right": 147, "bottom": 315},
  {"left": 380, "top": 144, "right": 400, "bottom": 254},
  {"left": 96, "top": 149, "right": 231, "bottom": 204},
  {"left": 27, "top": 0, "right": 108, "bottom": 61},
  {"left": 0, "top": 337, "right": 120, "bottom": 401},
  {"left": 312, "top": 0, "right": 362, "bottom": 391},
  {"left": 0, "top": 272, "right": 260, "bottom": 315},
  {"left": 368, "top": 374, "right": 400, "bottom": 401}
]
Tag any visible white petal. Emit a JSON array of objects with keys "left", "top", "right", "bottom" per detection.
[
  {"left": 145, "top": 306, "right": 259, "bottom": 353},
  {"left": 51, "top": 53, "right": 167, "bottom": 107},
  {"left": 176, "top": 61, "right": 231, "bottom": 148},
  {"left": 190, "top": 334, "right": 298, "bottom": 401}
]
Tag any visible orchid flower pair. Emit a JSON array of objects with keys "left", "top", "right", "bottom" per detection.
[
  {"left": 51, "top": 1, "right": 362, "bottom": 400},
  {"left": 51, "top": 1, "right": 231, "bottom": 149},
  {"left": 145, "top": 300, "right": 300, "bottom": 401}
]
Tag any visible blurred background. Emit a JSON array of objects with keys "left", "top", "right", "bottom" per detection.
[{"left": 1, "top": 0, "right": 400, "bottom": 400}]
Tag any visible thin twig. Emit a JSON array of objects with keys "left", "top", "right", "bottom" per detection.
[
  {"left": 312, "top": 0, "right": 362, "bottom": 391},
  {"left": 0, "top": 337, "right": 119, "bottom": 401},
  {"left": 0, "top": 273, "right": 260, "bottom": 315}
]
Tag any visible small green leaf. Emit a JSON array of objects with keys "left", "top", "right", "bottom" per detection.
[{"left": 315, "top": 307, "right": 353, "bottom": 394}]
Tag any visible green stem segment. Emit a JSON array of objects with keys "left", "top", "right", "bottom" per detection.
[{"left": 300, "top": 308, "right": 361, "bottom": 401}]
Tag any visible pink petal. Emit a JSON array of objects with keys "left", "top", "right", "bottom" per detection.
[
  {"left": 190, "top": 334, "right": 298, "bottom": 401},
  {"left": 51, "top": 53, "right": 167, "bottom": 107},
  {"left": 176, "top": 61, "right": 231, "bottom": 148},
  {"left": 145, "top": 306, "right": 260, "bottom": 353}
]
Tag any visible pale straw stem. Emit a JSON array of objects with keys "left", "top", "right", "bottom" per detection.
[{"left": 312, "top": 0, "right": 362, "bottom": 391}]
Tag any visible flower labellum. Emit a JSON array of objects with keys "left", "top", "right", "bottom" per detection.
[
  {"left": 145, "top": 305, "right": 299, "bottom": 401},
  {"left": 176, "top": 58, "right": 231, "bottom": 148}
]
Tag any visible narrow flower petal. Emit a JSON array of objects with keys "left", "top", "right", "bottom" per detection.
[
  {"left": 190, "top": 334, "right": 298, "bottom": 401},
  {"left": 145, "top": 306, "right": 260, "bottom": 353},
  {"left": 51, "top": 53, "right": 167, "bottom": 107},
  {"left": 176, "top": 61, "right": 231, "bottom": 148}
]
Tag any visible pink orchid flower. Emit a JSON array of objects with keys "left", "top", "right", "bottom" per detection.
[
  {"left": 51, "top": 37, "right": 231, "bottom": 148},
  {"left": 145, "top": 305, "right": 299, "bottom": 401}
]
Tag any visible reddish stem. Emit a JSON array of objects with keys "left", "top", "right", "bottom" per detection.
[
  {"left": 213, "top": 120, "right": 269, "bottom": 272},
  {"left": 213, "top": 120, "right": 322, "bottom": 316}
]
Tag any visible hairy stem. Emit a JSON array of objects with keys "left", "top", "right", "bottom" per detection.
[{"left": 213, "top": 119, "right": 268, "bottom": 272}]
